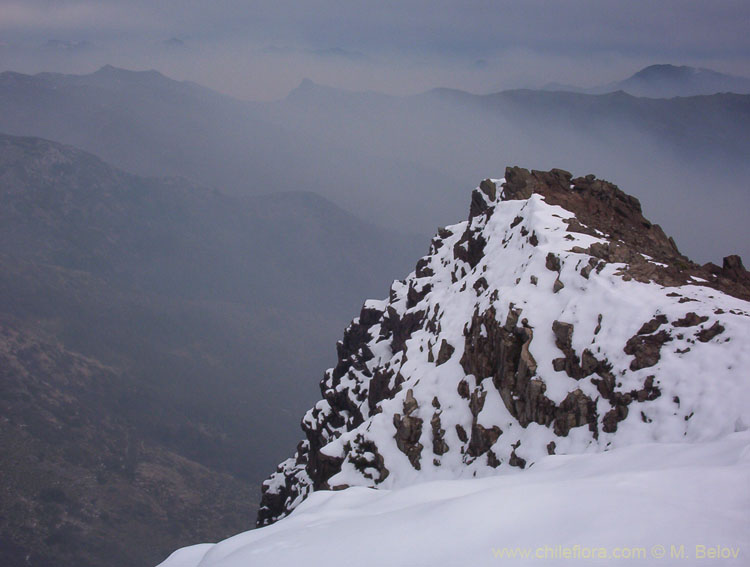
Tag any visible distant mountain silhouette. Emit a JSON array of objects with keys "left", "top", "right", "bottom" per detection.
[
  {"left": 1, "top": 65, "right": 748, "bottom": 260},
  {"left": 542, "top": 64, "right": 750, "bottom": 97}
]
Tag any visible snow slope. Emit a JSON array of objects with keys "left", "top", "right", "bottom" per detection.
[{"left": 158, "top": 431, "right": 750, "bottom": 567}]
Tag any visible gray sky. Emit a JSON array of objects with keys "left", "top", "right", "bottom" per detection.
[{"left": 1, "top": 0, "right": 750, "bottom": 99}]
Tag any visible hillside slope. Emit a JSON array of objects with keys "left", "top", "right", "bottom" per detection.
[{"left": 0, "top": 133, "right": 423, "bottom": 567}]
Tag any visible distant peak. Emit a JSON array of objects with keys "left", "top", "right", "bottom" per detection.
[
  {"left": 95, "top": 64, "right": 123, "bottom": 74},
  {"left": 631, "top": 64, "right": 697, "bottom": 79},
  {"left": 285, "top": 77, "right": 350, "bottom": 100},
  {"left": 92, "top": 65, "right": 166, "bottom": 79},
  {"left": 297, "top": 77, "right": 316, "bottom": 89}
]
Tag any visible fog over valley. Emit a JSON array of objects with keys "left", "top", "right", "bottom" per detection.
[{"left": 1, "top": 65, "right": 748, "bottom": 263}]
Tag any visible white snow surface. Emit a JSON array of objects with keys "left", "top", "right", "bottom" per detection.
[{"left": 158, "top": 431, "right": 750, "bottom": 567}]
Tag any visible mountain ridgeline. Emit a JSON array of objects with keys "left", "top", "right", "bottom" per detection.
[
  {"left": 257, "top": 167, "right": 750, "bottom": 526},
  {"left": 1, "top": 65, "right": 749, "bottom": 262}
]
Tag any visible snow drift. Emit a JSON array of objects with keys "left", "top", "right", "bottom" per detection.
[{"left": 160, "top": 432, "right": 750, "bottom": 566}]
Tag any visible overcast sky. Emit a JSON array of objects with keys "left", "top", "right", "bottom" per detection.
[{"left": 1, "top": 0, "right": 749, "bottom": 99}]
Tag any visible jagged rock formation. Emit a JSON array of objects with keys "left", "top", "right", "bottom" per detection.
[{"left": 257, "top": 167, "right": 750, "bottom": 527}]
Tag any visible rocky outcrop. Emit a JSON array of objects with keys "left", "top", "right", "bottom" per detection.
[{"left": 257, "top": 167, "right": 750, "bottom": 527}]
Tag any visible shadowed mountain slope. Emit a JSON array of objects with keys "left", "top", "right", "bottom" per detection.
[{"left": 0, "top": 133, "right": 424, "bottom": 567}]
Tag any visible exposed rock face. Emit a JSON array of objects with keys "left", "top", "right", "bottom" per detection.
[{"left": 257, "top": 167, "right": 750, "bottom": 527}]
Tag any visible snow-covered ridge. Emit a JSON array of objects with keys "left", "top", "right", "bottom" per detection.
[{"left": 257, "top": 167, "right": 750, "bottom": 526}]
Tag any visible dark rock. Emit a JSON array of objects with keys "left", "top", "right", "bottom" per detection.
[
  {"left": 469, "top": 189, "right": 490, "bottom": 220},
  {"left": 594, "top": 314, "right": 603, "bottom": 335},
  {"left": 473, "top": 277, "right": 489, "bottom": 295},
  {"left": 546, "top": 253, "right": 561, "bottom": 272},
  {"left": 468, "top": 424, "right": 502, "bottom": 457},
  {"left": 368, "top": 368, "right": 397, "bottom": 413},
  {"left": 509, "top": 448, "right": 526, "bottom": 469},
  {"left": 381, "top": 307, "right": 425, "bottom": 354},
  {"left": 455, "top": 424, "right": 468, "bottom": 443},
  {"left": 551, "top": 321, "right": 583, "bottom": 379},
  {"left": 407, "top": 281, "right": 432, "bottom": 308},
  {"left": 402, "top": 389, "right": 418, "bottom": 415},
  {"left": 552, "top": 319, "right": 574, "bottom": 345},
  {"left": 311, "top": 451, "right": 345, "bottom": 490},
  {"left": 697, "top": 321, "right": 725, "bottom": 342},
  {"left": 437, "top": 227, "right": 453, "bottom": 240},
  {"left": 436, "top": 339, "right": 455, "bottom": 366},
  {"left": 631, "top": 375, "right": 661, "bottom": 403},
  {"left": 469, "top": 389, "right": 487, "bottom": 417},
  {"left": 453, "top": 228, "right": 487, "bottom": 269},
  {"left": 580, "top": 258, "right": 598, "bottom": 279},
  {"left": 602, "top": 405, "right": 629, "bottom": 433},
  {"left": 672, "top": 312, "right": 708, "bottom": 328},
  {"left": 457, "top": 379, "right": 470, "bottom": 399},
  {"left": 487, "top": 451, "right": 501, "bottom": 468},
  {"left": 393, "top": 413, "right": 423, "bottom": 470},
  {"left": 722, "top": 255, "right": 747, "bottom": 279},
  {"left": 553, "top": 390, "right": 597, "bottom": 437},
  {"left": 469, "top": 179, "right": 497, "bottom": 220},
  {"left": 479, "top": 179, "right": 497, "bottom": 201},
  {"left": 415, "top": 258, "right": 434, "bottom": 278},
  {"left": 637, "top": 315, "right": 668, "bottom": 335},
  {"left": 502, "top": 167, "right": 572, "bottom": 202},
  {"left": 430, "top": 412, "right": 449, "bottom": 456},
  {"left": 624, "top": 330, "right": 672, "bottom": 370}
]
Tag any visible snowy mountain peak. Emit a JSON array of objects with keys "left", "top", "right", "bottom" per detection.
[{"left": 256, "top": 167, "right": 750, "bottom": 526}]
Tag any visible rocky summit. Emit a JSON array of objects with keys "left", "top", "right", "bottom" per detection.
[{"left": 257, "top": 167, "right": 750, "bottom": 527}]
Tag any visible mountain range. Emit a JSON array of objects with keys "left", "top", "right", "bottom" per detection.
[{"left": 1, "top": 64, "right": 749, "bottom": 262}]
